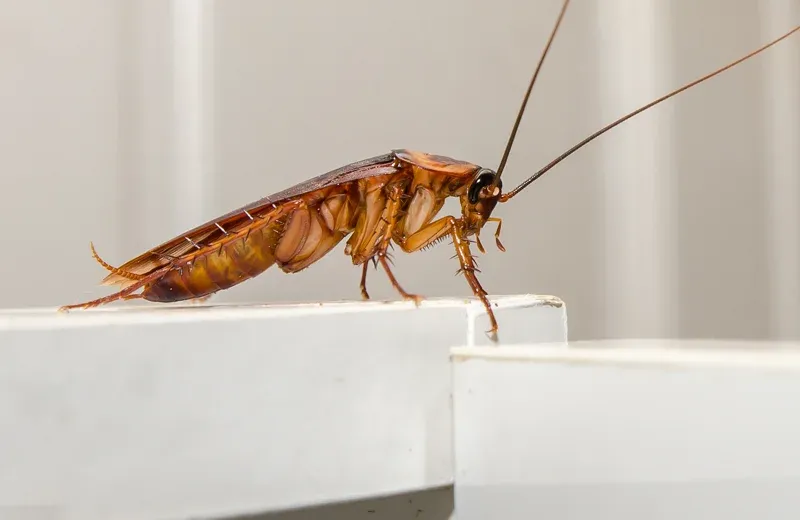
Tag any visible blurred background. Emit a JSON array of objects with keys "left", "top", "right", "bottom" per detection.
[{"left": 1, "top": 0, "right": 797, "bottom": 342}]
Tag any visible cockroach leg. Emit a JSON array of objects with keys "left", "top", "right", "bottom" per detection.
[
  {"left": 361, "top": 181, "right": 422, "bottom": 304},
  {"left": 474, "top": 233, "right": 487, "bottom": 254},
  {"left": 59, "top": 280, "right": 147, "bottom": 312},
  {"left": 487, "top": 217, "right": 506, "bottom": 252},
  {"left": 378, "top": 253, "right": 422, "bottom": 306},
  {"left": 401, "top": 216, "right": 499, "bottom": 339},
  {"left": 450, "top": 224, "right": 498, "bottom": 339},
  {"left": 360, "top": 261, "right": 370, "bottom": 300}
]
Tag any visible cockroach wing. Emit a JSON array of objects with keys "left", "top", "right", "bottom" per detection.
[
  {"left": 101, "top": 153, "right": 399, "bottom": 286},
  {"left": 393, "top": 149, "right": 482, "bottom": 177}
]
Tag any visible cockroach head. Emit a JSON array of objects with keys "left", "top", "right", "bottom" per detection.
[
  {"left": 467, "top": 168, "right": 501, "bottom": 205},
  {"left": 462, "top": 167, "right": 502, "bottom": 229}
]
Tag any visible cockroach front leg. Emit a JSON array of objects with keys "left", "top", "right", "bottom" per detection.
[
  {"left": 487, "top": 217, "right": 506, "bottom": 252},
  {"left": 400, "top": 216, "right": 499, "bottom": 339},
  {"left": 471, "top": 218, "right": 505, "bottom": 254}
]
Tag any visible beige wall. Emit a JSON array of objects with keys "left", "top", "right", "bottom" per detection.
[{"left": 2, "top": 0, "right": 798, "bottom": 342}]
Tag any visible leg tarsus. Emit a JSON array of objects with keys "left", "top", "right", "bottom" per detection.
[
  {"left": 487, "top": 217, "right": 506, "bottom": 252},
  {"left": 58, "top": 269, "right": 159, "bottom": 312},
  {"left": 485, "top": 325, "right": 499, "bottom": 342},
  {"left": 468, "top": 273, "right": 499, "bottom": 340},
  {"left": 58, "top": 290, "right": 144, "bottom": 312},
  {"left": 475, "top": 233, "right": 486, "bottom": 254},
  {"left": 360, "top": 261, "right": 370, "bottom": 300},
  {"left": 378, "top": 253, "right": 422, "bottom": 306}
]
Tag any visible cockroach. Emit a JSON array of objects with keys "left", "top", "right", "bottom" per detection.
[{"left": 60, "top": 0, "right": 799, "bottom": 340}]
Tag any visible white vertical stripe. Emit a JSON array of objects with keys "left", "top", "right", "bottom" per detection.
[
  {"left": 172, "top": 0, "right": 213, "bottom": 231},
  {"left": 763, "top": 1, "right": 800, "bottom": 339},
  {"left": 598, "top": 0, "right": 676, "bottom": 338}
]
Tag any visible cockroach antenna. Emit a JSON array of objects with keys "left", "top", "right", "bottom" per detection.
[
  {"left": 493, "top": 0, "right": 571, "bottom": 188},
  {"left": 499, "top": 22, "right": 800, "bottom": 202}
]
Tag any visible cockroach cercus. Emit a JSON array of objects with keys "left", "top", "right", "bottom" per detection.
[{"left": 60, "top": 0, "right": 799, "bottom": 341}]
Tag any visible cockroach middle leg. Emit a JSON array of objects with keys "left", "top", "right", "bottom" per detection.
[
  {"left": 351, "top": 181, "right": 423, "bottom": 305},
  {"left": 377, "top": 184, "right": 423, "bottom": 306},
  {"left": 377, "top": 253, "right": 422, "bottom": 305}
]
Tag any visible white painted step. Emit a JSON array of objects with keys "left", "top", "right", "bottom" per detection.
[
  {"left": 451, "top": 339, "right": 800, "bottom": 520},
  {"left": 0, "top": 294, "right": 567, "bottom": 520}
]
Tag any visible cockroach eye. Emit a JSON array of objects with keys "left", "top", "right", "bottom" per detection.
[{"left": 468, "top": 169, "right": 498, "bottom": 204}]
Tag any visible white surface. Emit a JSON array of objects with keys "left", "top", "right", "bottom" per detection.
[
  {"left": 451, "top": 339, "right": 800, "bottom": 519},
  {"left": 0, "top": 294, "right": 566, "bottom": 520}
]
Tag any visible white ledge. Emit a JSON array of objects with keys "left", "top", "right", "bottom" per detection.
[
  {"left": 0, "top": 294, "right": 567, "bottom": 347},
  {"left": 451, "top": 339, "right": 800, "bottom": 519},
  {"left": 0, "top": 294, "right": 567, "bottom": 520},
  {"left": 452, "top": 338, "right": 800, "bottom": 370}
]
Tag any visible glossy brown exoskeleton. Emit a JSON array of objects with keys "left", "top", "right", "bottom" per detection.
[{"left": 60, "top": 0, "right": 799, "bottom": 339}]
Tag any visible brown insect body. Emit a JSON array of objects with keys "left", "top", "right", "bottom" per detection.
[
  {"left": 60, "top": 0, "right": 799, "bottom": 340},
  {"left": 63, "top": 149, "right": 506, "bottom": 329}
]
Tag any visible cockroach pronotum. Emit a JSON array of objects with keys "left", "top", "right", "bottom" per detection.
[{"left": 60, "top": 0, "right": 799, "bottom": 340}]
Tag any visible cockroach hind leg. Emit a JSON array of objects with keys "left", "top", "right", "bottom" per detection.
[{"left": 58, "top": 290, "right": 144, "bottom": 313}]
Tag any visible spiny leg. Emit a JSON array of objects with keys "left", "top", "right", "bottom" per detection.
[
  {"left": 59, "top": 286, "right": 145, "bottom": 312},
  {"left": 378, "top": 252, "right": 422, "bottom": 305},
  {"left": 58, "top": 266, "right": 170, "bottom": 312},
  {"left": 377, "top": 184, "right": 422, "bottom": 305},
  {"left": 450, "top": 222, "right": 498, "bottom": 339},
  {"left": 348, "top": 179, "right": 421, "bottom": 304},
  {"left": 400, "top": 215, "right": 499, "bottom": 340}
]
